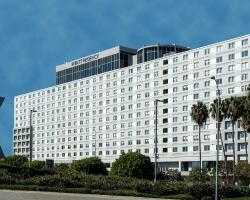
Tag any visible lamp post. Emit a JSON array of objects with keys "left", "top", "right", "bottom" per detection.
[
  {"left": 155, "top": 99, "right": 164, "bottom": 182},
  {"left": 211, "top": 76, "right": 220, "bottom": 200},
  {"left": 29, "top": 109, "right": 37, "bottom": 167}
]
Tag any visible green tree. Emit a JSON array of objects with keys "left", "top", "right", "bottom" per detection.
[
  {"left": 210, "top": 98, "right": 229, "bottom": 184},
  {"left": 110, "top": 152, "right": 154, "bottom": 179},
  {"left": 190, "top": 101, "right": 209, "bottom": 180},
  {"left": 71, "top": 157, "right": 108, "bottom": 175},
  {"left": 241, "top": 87, "right": 250, "bottom": 162},
  {"left": 226, "top": 96, "right": 243, "bottom": 185},
  {"left": 2, "top": 155, "right": 28, "bottom": 166},
  {"left": 235, "top": 161, "right": 250, "bottom": 186}
]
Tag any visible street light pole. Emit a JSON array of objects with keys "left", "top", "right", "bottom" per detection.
[
  {"left": 211, "top": 76, "right": 220, "bottom": 200},
  {"left": 29, "top": 109, "right": 37, "bottom": 167},
  {"left": 155, "top": 99, "right": 164, "bottom": 182}
]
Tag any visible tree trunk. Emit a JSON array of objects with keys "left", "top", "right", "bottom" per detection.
[
  {"left": 232, "top": 122, "right": 236, "bottom": 185},
  {"left": 219, "top": 129, "right": 229, "bottom": 185},
  {"left": 244, "top": 130, "right": 248, "bottom": 163},
  {"left": 199, "top": 125, "right": 202, "bottom": 182}
]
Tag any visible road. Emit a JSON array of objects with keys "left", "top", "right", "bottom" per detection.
[{"left": 0, "top": 190, "right": 165, "bottom": 200}]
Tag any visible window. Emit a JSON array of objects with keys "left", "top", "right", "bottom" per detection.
[
  {"left": 163, "top": 148, "right": 168, "bottom": 153},
  {"left": 194, "top": 62, "right": 199, "bottom": 68},
  {"left": 204, "top": 91, "right": 210, "bottom": 98},
  {"left": 183, "top": 136, "right": 188, "bottom": 142},
  {"left": 173, "top": 57, "right": 178, "bottom": 63},
  {"left": 183, "top": 65, "right": 188, "bottom": 70},
  {"left": 163, "top": 59, "right": 168, "bottom": 65},
  {"left": 204, "top": 80, "right": 210, "bottom": 87},
  {"left": 216, "top": 45, "right": 222, "bottom": 53},
  {"left": 183, "top": 54, "right": 188, "bottom": 60},
  {"left": 183, "top": 126, "right": 188, "bottom": 132},
  {"left": 216, "top": 68, "right": 222, "bottom": 74},
  {"left": 163, "top": 89, "right": 168, "bottom": 94},
  {"left": 183, "top": 74, "right": 188, "bottom": 80},
  {"left": 173, "top": 117, "right": 178, "bottom": 122},
  {"left": 228, "top": 65, "right": 235, "bottom": 71},
  {"left": 173, "top": 77, "right": 178, "bottom": 83},
  {"left": 241, "top": 62, "right": 248, "bottom": 69},
  {"left": 228, "top": 76, "right": 235, "bottom": 83},
  {"left": 183, "top": 116, "right": 188, "bottom": 121},
  {"left": 228, "top": 87, "right": 234, "bottom": 94},
  {"left": 242, "top": 50, "right": 248, "bottom": 57},
  {"left": 194, "top": 72, "right": 199, "bottom": 79},
  {"left": 204, "top": 145, "right": 210, "bottom": 151},
  {"left": 193, "top": 146, "right": 198, "bottom": 151},
  {"left": 163, "top": 138, "right": 168, "bottom": 143},
  {"left": 217, "top": 78, "right": 222, "bottom": 85},
  {"left": 228, "top": 53, "right": 235, "bottom": 60},
  {"left": 183, "top": 85, "right": 188, "bottom": 91},
  {"left": 173, "top": 87, "right": 178, "bottom": 93},
  {"left": 241, "top": 74, "right": 248, "bottom": 81},
  {"left": 204, "top": 59, "right": 210, "bottom": 66},
  {"left": 182, "top": 146, "right": 188, "bottom": 152},
  {"left": 216, "top": 56, "right": 222, "bottom": 63},
  {"left": 205, "top": 70, "right": 210, "bottom": 76},
  {"left": 163, "top": 79, "right": 168, "bottom": 84},
  {"left": 194, "top": 51, "right": 199, "bottom": 58},
  {"left": 173, "top": 147, "right": 178, "bottom": 152},
  {"left": 242, "top": 38, "right": 248, "bottom": 46},
  {"left": 204, "top": 48, "right": 210, "bottom": 55},
  {"left": 172, "top": 127, "right": 177, "bottom": 132},
  {"left": 228, "top": 42, "right": 235, "bottom": 49},
  {"left": 173, "top": 67, "right": 178, "bottom": 73},
  {"left": 193, "top": 93, "right": 199, "bottom": 99},
  {"left": 204, "top": 135, "right": 210, "bottom": 140},
  {"left": 163, "top": 69, "right": 168, "bottom": 75},
  {"left": 183, "top": 105, "right": 188, "bottom": 111},
  {"left": 241, "top": 85, "right": 248, "bottom": 92},
  {"left": 193, "top": 135, "right": 198, "bottom": 140},
  {"left": 173, "top": 137, "right": 178, "bottom": 142},
  {"left": 163, "top": 128, "right": 168, "bottom": 133}
]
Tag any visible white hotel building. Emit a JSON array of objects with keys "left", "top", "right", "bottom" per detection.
[{"left": 13, "top": 34, "right": 250, "bottom": 171}]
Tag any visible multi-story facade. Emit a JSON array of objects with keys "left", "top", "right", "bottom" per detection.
[{"left": 13, "top": 35, "right": 250, "bottom": 172}]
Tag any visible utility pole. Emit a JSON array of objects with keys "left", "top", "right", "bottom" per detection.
[{"left": 154, "top": 99, "right": 164, "bottom": 182}]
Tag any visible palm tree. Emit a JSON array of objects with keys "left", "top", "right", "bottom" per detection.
[
  {"left": 227, "top": 96, "right": 243, "bottom": 185},
  {"left": 240, "top": 88, "right": 250, "bottom": 162},
  {"left": 190, "top": 101, "right": 209, "bottom": 181},
  {"left": 210, "top": 98, "right": 229, "bottom": 184}
]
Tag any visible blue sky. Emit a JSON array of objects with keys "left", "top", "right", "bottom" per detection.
[{"left": 0, "top": 0, "right": 250, "bottom": 155}]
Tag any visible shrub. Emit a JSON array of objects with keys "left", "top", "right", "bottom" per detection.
[
  {"left": 2, "top": 155, "right": 28, "bottom": 167},
  {"left": 157, "top": 169, "right": 184, "bottom": 182},
  {"left": 220, "top": 185, "right": 241, "bottom": 198},
  {"left": 31, "top": 173, "right": 84, "bottom": 188},
  {"left": 189, "top": 168, "right": 210, "bottom": 183},
  {"left": 53, "top": 163, "right": 71, "bottom": 175},
  {"left": 30, "top": 160, "right": 46, "bottom": 169},
  {"left": 189, "top": 183, "right": 214, "bottom": 199},
  {"left": 110, "top": 152, "right": 154, "bottom": 179},
  {"left": 235, "top": 161, "right": 250, "bottom": 186},
  {"left": 71, "top": 157, "right": 108, "bottom": 175}
]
